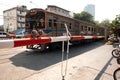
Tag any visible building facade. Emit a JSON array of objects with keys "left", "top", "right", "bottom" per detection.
[
  {"left": 3, "top": 5, "right": 27, "bottom": 33},
  {"left": 46, "top": 5, "right": 71, "bottom": 17},
  {"left": 0, "top": 25, "right": 4, "bottom": 31},
  {"left": 84, "top": 4, "right": 95, "bottom": 19}
]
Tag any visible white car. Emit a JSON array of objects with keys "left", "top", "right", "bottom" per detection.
[
  {"left": 0, "top": 32, "right": 6, "bottom": 38},
  {"left": 0, "top": 31, "right": 15, "bottom": 38}
]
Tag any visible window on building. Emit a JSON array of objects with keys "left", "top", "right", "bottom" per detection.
[
  {"left": 10, "top": 23, "right": 12, "bottom": 26},
  {"left": 20, "top": 23, "right": 22, "bottom": 27},
  {"left": 19, "top": 10, "right": 22, "bottom": 14},
  {"left": 19, "top": 17, "right": 22, "bottom": 20},
  {"left": 58, "top": 8, "right": 60, "bottom": 11},
  {"left": 17, "top": 24, "right": 19, "bottom": 28}
]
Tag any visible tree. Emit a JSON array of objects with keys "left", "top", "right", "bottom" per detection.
[
  {"left": 99, "top": 19, "right": 111, "bottom": 28},
  {"left": 116, "top": 15, "right": 120, "bottom": 28},
  {"left": 110, "top": 20, "right": 116, "bottom": 29},
  {"left": 73, "top": 11, "right": 95, "bottom": 24},
  {"left": 111, "top": 15, "right": 120, "bottom": 29}
]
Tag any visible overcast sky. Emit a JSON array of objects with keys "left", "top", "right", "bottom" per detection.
[{"left": 0, "top": 0, "right": 120, "bottom": 25}]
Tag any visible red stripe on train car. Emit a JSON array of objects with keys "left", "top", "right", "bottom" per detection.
[
  {"left": 71, "top": 36, "right": 85, "bottom": 41},
  {"left": 14, "top": 37, "right": 51, "bottom": 47},
  {"left": 92, "top": 36, "right": 98, "bottom": 39}
]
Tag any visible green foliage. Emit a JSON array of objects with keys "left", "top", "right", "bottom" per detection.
[
  {"left": 99, "top": 19, "right": 111, "bottom": 28},
  {"left": 110, "top": 20, "right": 116, "bottom": 29},
  {"left": 73, "top": 11, "right": 95, "bottom": 24},
  {"left": 110, "top": 15, "right": 120, "bottom": 29},
  {"left": 73, "top": 12, "right": 120, "bottom": 30}
]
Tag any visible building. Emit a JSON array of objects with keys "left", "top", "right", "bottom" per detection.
[
  {"left": 3, "top": 5, "right": 27, "bottom": 33},
  {"left": 0, "top": 25, "right": 4, "bottom": 31},
  {"left": 46, "top": 5, "right": 71, "bottom": 17},
  {"left": 84, "top": 4, "right": 95, "bottom": 19}
]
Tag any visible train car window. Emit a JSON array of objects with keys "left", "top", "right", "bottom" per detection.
[
  {"left": 81, "top": 26, "right": 84, "bottom": 31},
  {"left": 25, "top": 10, "right": 45, "bottom": 29},
  {"left": 69, "top": 23, "right": 72, "bottom": 29},
  {"left": 49, "top": 19, "right": 52, "bottom": 27},
  {"left": 60, "top": 21, "right": 65, "bottom": 28},
  {"left": 94, "top": 28, "right": 96, "bottom": 32},
  {"left": 30, "top": 21, "right": 36, "bottom": 29},
  {"left": 26, "top": 23, "right": 30, "bottom": 28},
  {"left": 92, "top": 27, "right": 94, "bottom": 32},
  {"left": 54, "top": 20, "right": 57, "bottom": 27},
  {"left": 61, "top": 22, "right": 65, "bottom": 28},
  {"left": 84, "top": 26, "right": 87, "bottom": 31},
  {"left": 39, "top": 18, "right": 45, "bottom": 28},
  {"left": 75, "top": 22, "right": 79, "bottom": 27},
  {"left": 88, "top": 27, "right": 91, "bottom": 31},
  {"left": 26, "top": 17, "right": 36, "bottom": 29},
  {"left": 61, "top": 24, "right": 64, "bottom": 28}
]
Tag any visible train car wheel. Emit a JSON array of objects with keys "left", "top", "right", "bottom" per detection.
[{"left": 37, "top": 44, "right": 46, "bottom": 52}]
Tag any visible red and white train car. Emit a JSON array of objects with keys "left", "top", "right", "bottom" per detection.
[{"left": 24, "top": 8, "right": 105, "bottom": 51}]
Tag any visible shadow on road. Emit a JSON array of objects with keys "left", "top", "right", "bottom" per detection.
[
  {"left": 10, "top": 41, "right": 104, "bottom": 70},
  {"left": 94, "top": 56, "right": 113, "bottom": 80}
]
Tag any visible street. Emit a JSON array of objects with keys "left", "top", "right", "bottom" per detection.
[{"left": 0, "top": 41, "right": 117, "bottom": 80}]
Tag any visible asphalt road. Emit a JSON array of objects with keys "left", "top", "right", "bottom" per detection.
[{"left": 0, "top": 41, "right": 117, "bottom": 80}]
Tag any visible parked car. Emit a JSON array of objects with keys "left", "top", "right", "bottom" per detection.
[{"left": 0, "top": 31, "right": 15, "bottom": 38}]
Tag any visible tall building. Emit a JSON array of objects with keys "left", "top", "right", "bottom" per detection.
[
  {"left": 3, "top": 5, "right": 27, "bottom": 32},
  {"left": 84, "top": 4, "right": 95, "bottom": 19}
]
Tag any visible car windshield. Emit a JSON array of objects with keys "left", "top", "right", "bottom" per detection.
[
  {"left": 26, "top": 9, "right": 45, "bottom": 29},
  {"left": 3, "top": 33, "right": 6, "bottom": 35},
  {"left": 0, "top": 32, "right": 6, "bottom": 35}
]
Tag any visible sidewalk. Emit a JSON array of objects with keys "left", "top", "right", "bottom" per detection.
[{"left": 24, "top": 44, "right": 116, "bottom": 80}]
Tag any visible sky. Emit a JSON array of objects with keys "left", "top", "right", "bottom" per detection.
[{"left": 0, "top": 0, "right": 120, "bottom": 25}]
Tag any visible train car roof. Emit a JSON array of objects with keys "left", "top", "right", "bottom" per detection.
[
  {"left": 45, "top": 10, "right": 95, "bottom": 26},
  {"left": 28, "top": 8, "right": 103, "bottom": 28}
]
